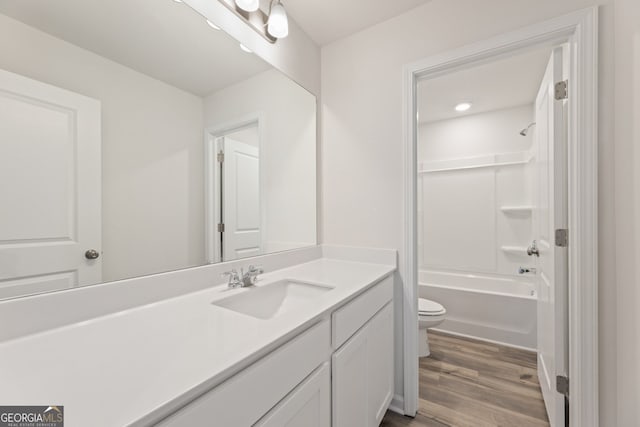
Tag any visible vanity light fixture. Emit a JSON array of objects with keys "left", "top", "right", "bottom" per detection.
[
  {"left": 235, "top": 0, "right": 259, "bottom": 12},
  {"left": 206, "top": 19, "right": 220, "bottom": 30},
  {"left": 267, "top": 1, "right": 289, "bottom": 39},
  {"left": 216, "top": 0, "right": 289, "bottom": 43},
  {"left": 454, "top": 102, "right": 472, "bottom": 112}
]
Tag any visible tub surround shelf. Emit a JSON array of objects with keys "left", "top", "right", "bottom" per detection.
[
  {"left": 500, "top": 205, "right": 534, "bottom": 215},
  {"left": 419, "top": 147, "right": 536, "bottom": 277},
  {"left": 0, "top": 248, "right": 396, "bottom": 427},
  {"left": 418, "top": 151, "right": 533, "bottom": 174},
  {"left": 500, "top": 245, "right": 529, "bottom": 254}
]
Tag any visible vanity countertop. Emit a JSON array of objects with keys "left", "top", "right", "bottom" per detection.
[{"left": 0, "top": 258, "right": 395, "bottom": 427}]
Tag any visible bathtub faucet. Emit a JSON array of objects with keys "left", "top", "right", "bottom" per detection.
[
  {"left": 526, "top": 240, "right": 540, "bottom": 257},
  {"left": 518, "top": 267, "right": 536, "bottom": 274}
]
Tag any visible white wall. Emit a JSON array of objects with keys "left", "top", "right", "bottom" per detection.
[
  {"left": 320, "top": 0, "right": 627, "bottom": 422},
  {"left": 614, "top": 0, "right": 640, "bottom": 423},
  {"left": 418, "top": 105, "right": 534, "bottom": 276},
  {"left": 227, "top": 126, "right": 259, "bottom": 147},
  {"left": 204, "top": 69, "right": 317, "bottom": 252},
  {"left": 0, "top": 14, "right": 206, "bottom": 283},
  {"left": 418, "top": 105, "right": 535, "bottom": 162}
]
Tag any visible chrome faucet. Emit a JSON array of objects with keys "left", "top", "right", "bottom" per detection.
[
  {"left": 518, "top": 267, "right": 537, "bottom": 275},
  {"left": 241, "top": 265, "right": 263, "bottom": 287},
  {"left": 222, "top": 265, "right": 264, "bottom": 288},
  {"left": 222, "top": 269, "right": 243, "bottom": 288},
  {"left": 527, "top": 240, "right": 540, "bottom": 257}
]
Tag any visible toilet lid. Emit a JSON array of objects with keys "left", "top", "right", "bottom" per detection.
[{"left": 418, "top": 298, "right": 445, "bottom": 314}]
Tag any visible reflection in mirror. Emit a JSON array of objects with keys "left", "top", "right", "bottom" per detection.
[
  {"left": 207, "top": 123, "right": 263, "bottom": 262},
  {"left": 0, "top": 0, "right": 316, "bottom": 300}
]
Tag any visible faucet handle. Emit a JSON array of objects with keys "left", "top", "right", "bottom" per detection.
[
  {"left": 240, "top": 265, "right": 263, "bottom": 286},
  {"left": 527, "top": 240, "right": 540, "bottom": 257},
  {"left": 247, "top": 265, "right": 263, "bottom": 274},
  {"left": 222, "top": 269, "right": 238, "bottom": 278},
  {"left": 222, "top": 269, "right": 240, "bottom": 286}
]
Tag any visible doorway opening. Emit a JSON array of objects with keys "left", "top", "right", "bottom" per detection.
[
  {"left": 205, "top": 116, "right": 264, "bottom": 263},
  {"left": 415, "top": 43, "right": 565, "bottom": 426},
  {"left": 401, "top": 8, "right": 598, "bottom": 427}
]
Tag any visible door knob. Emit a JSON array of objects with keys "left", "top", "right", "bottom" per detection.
[{"left": 85, "top": 249, "right": 100, "bottom": 260}]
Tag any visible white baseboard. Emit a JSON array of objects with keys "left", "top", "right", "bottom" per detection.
[
  {"left": 388, "top": 394, "right": 405, "bottom": 415},
  {"left": 431, "top": 327, "right": 537, "bottom": 352}
]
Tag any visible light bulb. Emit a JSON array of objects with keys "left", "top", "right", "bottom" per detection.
[
  {"left": 454, "top": 102, "right": 472, "bottom": 112},
  {"left": 235, "top": 0, "right": 259, "bottom": 12},
  {"left": 267, "top": 3, "right": 289, "bottom": 38}
]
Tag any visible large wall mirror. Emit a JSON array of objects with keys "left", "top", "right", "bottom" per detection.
[{"left": 0, "top": 0, "right": 317, "bottom": 300}]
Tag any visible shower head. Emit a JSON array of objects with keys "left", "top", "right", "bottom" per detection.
[{"left": 519, "top": 122, "right": 536, "bottom": 136}]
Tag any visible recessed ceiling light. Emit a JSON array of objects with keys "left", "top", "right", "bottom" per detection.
[
  {"left": 206, "top": 19, "right": 220, "bottom": 30},
  {"left": 454, "top": 102, "right": 472, "bottom": 112},
  {"left": 239, "top": 43, "right": 252, "bottom": 53}
]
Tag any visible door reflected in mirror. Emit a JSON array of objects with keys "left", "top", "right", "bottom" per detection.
[
  {"left": 0, "top": 0, "right": 316, "bottom": 300},
  {"left": 207, "top": 123, "right": 263, "bottom": 262}
]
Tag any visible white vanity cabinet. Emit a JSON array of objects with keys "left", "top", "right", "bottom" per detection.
[
  {"left": 331, "top": 276, "right": 394, "bottom": 427},
  {"left": 255, "top": 362, "right": 331, "bottom": 427},
  {"left": 156, "top": 274, "right": 394, "bottom": 427},
  {"left": 156, "top": 320, "right": 331, "bottom": 427}
]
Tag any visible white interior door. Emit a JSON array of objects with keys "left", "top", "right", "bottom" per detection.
[
  {"left": 534, "top": 46, "right": 568, "bottom": 427},
  {"left": 0, "top": 69, "right": 101, "bottom": 299},
  {"left": 221, "top": 137, "right": 261, "bottom": 261}
]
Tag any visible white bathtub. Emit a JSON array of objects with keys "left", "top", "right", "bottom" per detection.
[{"left": 418, "top": 269, "right": 537, "bottom": 350}]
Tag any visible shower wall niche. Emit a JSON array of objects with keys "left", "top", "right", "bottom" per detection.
[{"left": 418, "top": 104, "right": 535, "bottom": 277}]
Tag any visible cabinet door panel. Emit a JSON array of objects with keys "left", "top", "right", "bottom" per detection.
[
  {"left": 332, "top": 325, "right": 368, "bottom": 427},
  {"left": 332, "top": 275, "right": 393, "bottom": 348},
  {"left": 367, "top": 303, "right": 394, "bottom": 425},
  {"left": 333, "top": 303, "right": 394, "bottom": 427},
  {"left": 255, "top": 363, "right": 330, "bottom": 427}
]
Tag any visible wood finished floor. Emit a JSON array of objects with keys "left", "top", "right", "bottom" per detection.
[{"left": 381, "top": 331, "right": 550, "bottom": 427}]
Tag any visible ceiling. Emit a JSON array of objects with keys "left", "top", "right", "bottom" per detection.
[
  {"left": 418, "top": 46, "right": 552, "bottom": 123},
  {"left": 0, "top": 0, "right": 271, "bottom": 96},
  {"left": 283, "top": 0, "right": 431, "bottom": 46}
]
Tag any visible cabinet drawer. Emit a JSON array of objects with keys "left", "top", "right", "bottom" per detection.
[
  {"left": 332, "top": 274, "right": 393, "bottom": 349},
  {"left": 255, "top": 362, "right": 330, "bottom": 427},
  {"left": 157, "top": 319, "right": 331, "bottom": 427}
]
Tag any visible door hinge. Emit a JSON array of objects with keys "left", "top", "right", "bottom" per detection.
[
  {"left": 217, "top": 151, "right": 224, "bottom": 163},
  {"left": 556, "top": 375, "right": 569, "bottom": 396},
  {"left": 217, "top": 223, "right": 225, "bottom": 233},
  {"left": 555, "top": 80, "right": 568, "bottom": 100},
  {"left": 555, "top": 229, "right": 568, "bottom": 247}
]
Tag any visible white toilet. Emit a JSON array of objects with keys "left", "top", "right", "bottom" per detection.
[{"left": 418, "top": 298, "right": 447, "bottom": 357}]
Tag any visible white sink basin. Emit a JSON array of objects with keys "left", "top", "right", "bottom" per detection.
[{"left": 212, "top": 280, "right": 334, "bottom": 320}]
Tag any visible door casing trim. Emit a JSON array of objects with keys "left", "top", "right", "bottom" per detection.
[{"left": 400, "top": 7, "right": 599, "bottom": 425}]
